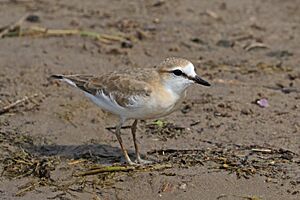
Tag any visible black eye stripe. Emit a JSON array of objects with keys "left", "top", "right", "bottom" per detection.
[{"left": 172, "top": 69, "right": 183, "bottom": 76}]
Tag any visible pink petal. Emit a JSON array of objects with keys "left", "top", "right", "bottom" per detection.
[{"left": 257, "top": 98, "right": 269, "bottom": 108}]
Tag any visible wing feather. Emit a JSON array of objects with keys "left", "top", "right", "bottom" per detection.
[{"left": 60, "top": 70, "right": 154, "bottom": 108}]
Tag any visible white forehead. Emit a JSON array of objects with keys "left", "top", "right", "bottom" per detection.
[{"left": 175, "top": 62, "right": 197, "bottom": 77}]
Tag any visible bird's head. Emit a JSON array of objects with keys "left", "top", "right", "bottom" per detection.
[{"left": 157, "top": 57, "right": 210, "bottom": 94}]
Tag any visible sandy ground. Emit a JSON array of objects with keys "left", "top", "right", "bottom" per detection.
[{"left": 0, "top": 0, "right": 299, "bottom": 199}]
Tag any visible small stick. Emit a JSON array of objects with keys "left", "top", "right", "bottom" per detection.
[
  {"left": 0, "top": 14, "right": 27, "bottom": 38},
  {"left": 75, "top": 166, "right": 135, "bottom": 176},
  {"left": 251, "top": 148, "right": 272, "bottom": 153},
  {"left": 205, "top": 10, "right": 221, "bottom": 20},
  {"left": 15, "top": 181, "right": 41, "bottom": 196},
  {"left": 0, "top": 93, "right": 38, "bottom": 115},
  {"left": 106, "top": 125, "right": 132, "bottom": 130},
  {"left": 1, "top": 24, "right": 127, "bottom": 44},
  {"left": 244, "top": 42, "right": 268, "bottom": 51},
  {"left": 15, "top": 185, "right": 35, "bottom": 196},
  {"left": 68, "top": 159, "right": 87, "bottom": 165},
  {"left": 75, "top": 163, "right": 172, "bottom": 176}
]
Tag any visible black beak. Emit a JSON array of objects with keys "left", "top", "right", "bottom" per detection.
[{"left": 193, "top": 75, "right": 211, "bottom": 86}]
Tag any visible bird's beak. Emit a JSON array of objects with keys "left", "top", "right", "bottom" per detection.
[{"left": 193, "top": 75, "right": 211, "bottom": 86}]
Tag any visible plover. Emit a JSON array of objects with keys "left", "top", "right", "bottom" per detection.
[{"left": 51, "top": 57, "right": 210, "bottom": 165}]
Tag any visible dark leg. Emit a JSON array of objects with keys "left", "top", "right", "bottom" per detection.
[
  {"left": 131, "top": 120, "right": 152, "bottom": 164},
  {"left": 115, "top": 121, "right": 135, "bottom": 165}
]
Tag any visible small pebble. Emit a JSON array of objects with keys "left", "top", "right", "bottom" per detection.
[
  {"left": 179, "top": 183, "right": 187, "bottom": 190},
  {"left": 121, "top": 40, "right": 133, "bottom": 48},
  {"left": 153, "top": 18, "right": 160, "bottom": 23},
  {"left": 266, "top": 50, "right": 293, "bottom": 58},
  {"left": 216, "top": 39, "right": 234, "bottom": 48},
  {"left": 26, "top": 14, "right": 40, "bottom": 23},
  {"left": 153, "top": 0, "right": 165, "bottom": 7}
]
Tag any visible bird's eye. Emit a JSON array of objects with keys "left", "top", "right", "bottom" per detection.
[{"left": 172, "top": 69, "right": 183, "bottom": 76}]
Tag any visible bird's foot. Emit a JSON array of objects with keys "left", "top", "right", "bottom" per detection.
[
  {"left": 124, "top": 158, "right": 153, "bottom": 166},
  {"left": 127, "top": 160, "right": 138, "bottom": 166},
  {"left": 124, "top": 155, "right": 153, "bottom": 166},
  {"left": 135, "top": 158, "right": 153, "bottom": 165},
  {"left": 123, "top": 157, "right": 141, "bottom": 166}
]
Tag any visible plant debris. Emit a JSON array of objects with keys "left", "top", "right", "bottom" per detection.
[
  {"left": 0, "top": 128, "right": 299, "bottom": 197},
  {"left": 0, "top": 130, "right": 172, "bottom": 197},
  {"left": 143, "top": 120, "right": 188, "bottom": 140},
  {"left": 75, "top": 163, "right": 172, "bottom": 177},
  {"left": 148, "top": 142, "right": 300, "bottom": 180},
  {"left": 0, "top": 14, "right": 27, "bottom": 38},
  {"left": 1, "top": 149, "right": 58, "bottom": 179},
  {"left": 0, "top": 15, "right": 128, "bottom": 44},
  {"left": 244, "top": 42, "right": 268, "bottom": 51},
  {"left": 2, "top": 26, "right": 127, "bottom": 44},
  {"left": 0, "top": 93, "right": 39, "bottom": 115}
]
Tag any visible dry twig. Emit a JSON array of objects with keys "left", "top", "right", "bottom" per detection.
[
  {"left": 75, "top": 163, "right": 172, "bottom": 176},
  {"left": 1, "top": 25, "right": 127, "bottom": 44},
  {"left": 0, "top": 14, "right": 27, "bottom": 38},
  {"left": 0, "top": 93, "right": 38, "bottom": 115},
  {"left": 244, "top": 42, "right": 268, "bottom": 51}
]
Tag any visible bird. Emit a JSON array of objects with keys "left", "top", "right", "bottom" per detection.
[{"left": 51, "top": 57, "right": 210, "bottom": 165}]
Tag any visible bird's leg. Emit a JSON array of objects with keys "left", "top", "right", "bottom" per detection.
[
  {"left": 131, "top": 120, "right": 141, "bottom": 160},
  {"left": 115, "top": 121, "right": 135, "bottom": 165},
  {"left": 131, "top": 120, "right": 152, "bottom": 164}
]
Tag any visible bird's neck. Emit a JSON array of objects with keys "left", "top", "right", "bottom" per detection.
[{"left": 162, "top": 80, "right": 190, "bottom": 97}]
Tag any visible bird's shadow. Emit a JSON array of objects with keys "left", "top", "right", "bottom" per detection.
[{"left": 23, "top": 143, "right": 136, "bottom": 165}]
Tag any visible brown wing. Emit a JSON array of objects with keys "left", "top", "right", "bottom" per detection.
[{"left": 62, "top": 69, "right": 154, "bottom": 107}]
